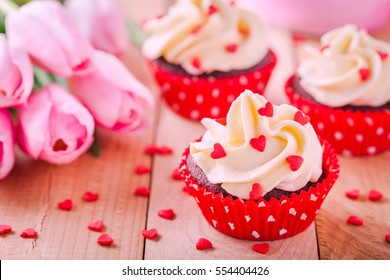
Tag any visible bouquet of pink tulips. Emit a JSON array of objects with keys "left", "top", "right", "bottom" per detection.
[{"left": 0, "top": 0, "right": 154, "bottom": 179}]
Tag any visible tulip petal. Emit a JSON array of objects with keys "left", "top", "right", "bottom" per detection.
[{"left": 0, "top": 109, "right": 15, "bottom": 179}]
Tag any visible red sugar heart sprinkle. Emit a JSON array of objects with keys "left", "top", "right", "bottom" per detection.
[
  {"left": 294, "top": 111, "right": 310, "bottom": 125},
  {"left": 249, "top": 183, "right": 263, "bottom": 200},
  {"left": 191, "top": 57, "right": 201, "bottom": 69},
  {"left": 320, "top": 44, "right": 329, "bottom": 52},
  {"left": 83, "top": 191, "right": 99, "bottom": 202},
  {"left": 171, "top": 168, "right": 182, "bottom": 180},
  {"left": 252, "top": 243, "right": 270, "bottom": 254},
  {"left": 134, "top": 186, "right": 151, "bottom": 197},
  {"left": 0, "top": 224, "right": 12, "bottom": 235},
  {"left": 368, "top": 189, "right": 383, "bottom": 201},
  {"left": 141, "top": 228, "right": 158, "bottom": 240},
  {"left": 286, "top": 155, "right": 303, "bottom": 171},
  {"left": 58, "top": 199, "right": 73, "bottom": 211},
  {"left": 196, "top": 238, "right": 213, "bottom": 250},
  {"left": 20, "top": 228, "right": 37, "bottom": 238},
  {"left": 377, "top": 50, "right": 388, "bottom": 61},
  {"left": 182, "top": 185, "right": 189, "bottom": 193},
  {"left": 156, "top": 146, "right": 173, "bottom": 155},
  {"left": 225, "top": 44, "right": 238, "bottom": 53},
  {"left": 347, "top": 215, "right": 363, "bottom": 226},
  {"left": 135, "top": 165, "right": 150, "bottom": 175},
  {"left": 158, "top": 208, "right": 175, "bottom": 220},
  {"left": 257, "top": 102, "right": 273, "bottom": 117},
  {"left": 208, "top": 5, "right": 218, "bottom": 15},
  {"left": 97, "top": 234, "right": 113, "bottom": 245},
  {"left": 144, "top": 145, "right": 159, "bottom": 155},
  {"left": 191, "top": 25, "right": 202, "bottom": 34},
  {"left": 358, "top": 68, "right": 370, "bottom": 81},
  {"left": 345, "top": 189, "right": 360, "bottom": 200},
  {"left": 210, "top": 143, "right": 226, "bottom": 159},
  {"left": 88, "top": 220, "right": 104, "bottom": 232},
  {"left": 250, "top": 135, "right": 266, "bottom": 152},
  {"left": 385, "top": 235, "right": 390, "bottom": 243}
]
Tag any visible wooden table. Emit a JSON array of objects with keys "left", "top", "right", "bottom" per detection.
[{"left": 1, "top": 0, "right": 390, "bottom": 260}]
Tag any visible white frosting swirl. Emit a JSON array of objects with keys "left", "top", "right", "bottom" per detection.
[
  {"left": 190, "top": 90, "right": 323, "bottom": 199},
  {"left": 142, "top": 0, "right": 268, "bottom": 75},
  {"left": 297, "top": 24, "right": 390, "bottom": 107}
]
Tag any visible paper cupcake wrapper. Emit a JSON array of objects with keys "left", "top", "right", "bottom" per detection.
[
  {"left": 179, "top": 139, "right": 339, "bottom": 241},
  {"left": 285, "top": 75, "right": 390, "bottom": 156},
  {"left": 150, "top": 50, "right": 277, "bottom": 121}
]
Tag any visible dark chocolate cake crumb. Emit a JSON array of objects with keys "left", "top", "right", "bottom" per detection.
[
  {"left": 292, "top": 76, "right": 390, "bottom": 112},
  {"left": 155, "top": 50, "right": 274, "bottom": 79},
  {"left": 186, "top": 154, "right": 325, "bottom": 202}
]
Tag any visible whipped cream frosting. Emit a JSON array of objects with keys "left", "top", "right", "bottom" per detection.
[
  {"left": 142, "top": 0, "right": 268, "bottom": 75},
  {"left": 189, "top": 90, "right": 323, "bottom": 199},
  {"left": 297, "top": 24, "right": 390, "bottom": 107}
]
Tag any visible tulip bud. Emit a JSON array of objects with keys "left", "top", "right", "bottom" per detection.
[
  {"left": 6, "top": 0, "right": 93, "bottom": 77},
  {"left": 69, "top": 50, "right": 154, "bottom": 134},
  {"left": 0, "top": 34, "right": 33, "bottom": 108},
  {"left": 17, "top": 84, "right": 95, "bottom": 164}
]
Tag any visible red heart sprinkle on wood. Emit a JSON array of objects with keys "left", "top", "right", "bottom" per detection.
[
  {"left": 196, "top": 238, "right": 213, "bottom": 250},
  {"left": 191, "top": 25, "right": 202, "bottom": 34},
  {"left": 156, "top": 146, "right": 173, "bottom": 155},
  {"left": 286, "top": 155, "right": 303, "bottom": 171},
  {"left": 225, "top": 44, "right": 238, "bottom": 53},
  {"left": 135, "top": 165, "right": 150, "bottom": 175},
  {"left": 257, "top": 102, "right": 273, "bottom": 117},
  {"left": 141, "top": 228, "right": 158, "bottom": 240},
  {"left": 134, "top": 186, "right": 151, "bottom": 197},
  {"left": 249, "top": 183, "right": 263, "bottom": 200},
  {"left": 158, "top": 208, "right": 175, "bottom": 220},
  {"left": 345, "top": 189, "right": 360, "bottom": 199},
  {"left": 250, "top": 135, "right": 266, "bottom": 152},
  {"left": 171, "top": 168, "right": 182, "bottom": 180},
  {"left": 182, "top": 185, "right": 189, "bottom": 193},
  {"left": 191, "top": 57, "right": 201, "bottom": 69},
  {"left": 58, "top": 199, "right": 73, "bottom": 211},
  {"left": 294, "top": 111, "right": 310, "bottom": 125},
  {"left": 358, "top": 68, "right": 370, "bottom": 81},
  {"left": 83, "top": 191, "right": 99, "bottom": 202},
  {"left": 208, "top": 5, "right": 218, "bottom": 15},
  {"left": 87, "top": 220, "right": 104, "bottom": 232},
  {"left": 210, "top": 143, "right": 226, "bottom": 159},
  {"left": 347, "top": 215, "right": 363, "bottom": 226},
  {"left": 252, "top": 243, "right": 270, "bottom": 254},
  {"left": 0, "top": 224, "right": 12, "bottom": 235},
  {"left": 20, "top": 228, "right": 37, "bottom": 238},
  {"left": 368, "top": 189, "right": 383, "bottom": 201},
  {"left": 144, "top": 145, "right": 159, "bottom": 155},
  {"left": 385, "top": 234, "right": 390, "bottom": 243},
  {"left": 377, "top": 50, "right": 388, "bottom": 61},
  {"left": 97, "top": 234, "right": 113, "bottom": 245}
]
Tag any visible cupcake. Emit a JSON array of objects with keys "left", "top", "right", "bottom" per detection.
[
  {"left": 286, "top": 24, "right": 390, "bottom": 156},
  {"left": 142, "top": 0, "right": 277, "bottom": 121},
  {"left": 180, "top": 90, "right": 339, "bottom": 240}
]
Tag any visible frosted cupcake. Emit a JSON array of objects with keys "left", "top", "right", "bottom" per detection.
[
  {"left": 286, "top": 24, "right": 390, "bottom": 156},
  {"left": 142, "top": 0, "right": 276, "bottom": 121},
  {"left": 180, "top": 90, "right": 339, "bottom": 240}
]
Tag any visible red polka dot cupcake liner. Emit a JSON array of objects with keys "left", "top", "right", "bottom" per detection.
[
  {"left": 179, "top": 138, "right": 339, "bottom": 241},
  {"left": 285, "top": 75, "right": 390, "bottom": 156},
  {"left": 149, "top": 50, "right": 277, "bottom": 121}
]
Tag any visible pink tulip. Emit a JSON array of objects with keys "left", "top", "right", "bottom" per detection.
[
  {"left": 0, "top": 34, "right": 33, "bottom": 108},
  {"left": 17, "top": 84, "right": 95, "bottom": 165},
  {"left": 0, "top": 109, "right": 15, "bottom": 179},
  {"left": 69, "top": 50, "right": 154, "bottom": 134},
  {"left": 66, "top": 0, "right": 129, "bottom": 57},
  {"left": 5, "top": 0, "right": 93, "bottom": 77}
]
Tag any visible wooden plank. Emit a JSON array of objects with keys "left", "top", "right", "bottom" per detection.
[
  {"left": 0, "top": 39, "right": 156, "bottom": 260},
  {"left": 144, "top": 23, "right": 319, "bottom": 259}
]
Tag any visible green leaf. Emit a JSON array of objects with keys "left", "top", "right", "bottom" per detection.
[
  {"left": 0, "top": 11, "right": 5, "bottom": 33},
  {"left": 127, "top": 18, "right": 147, "bottom": 48},
  {"left": 89, "top": 130, "right": 101, "bottom": 157}
]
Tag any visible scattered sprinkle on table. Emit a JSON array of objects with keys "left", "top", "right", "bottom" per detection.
[
  {"left": 97, "top": 234, "right": 113, "bottom": 245},
  {"left": 57, "top": 199, "right": 73, "bottom": 211},
  {"left": 158, "top": 208, "right": 175, "bottom": 220},
  {"left": 83, "top": 191, "right": 99, "bottom": 202},
  {"left": 347, "top": 215, "right": 364, "bottom": 226},
  {"left": 196, "top": 238, "right": 213, "bottom": 250},
  {"left": 141, "top": 228, "right": 158, "bottom": 240},
  {"left": 134, "top": 186, "right": 151, "bottom": 197},
  {"left": 88, "top": 220, "right": 104, "bottom": 232},
  {"left": 20, "top": 228, "right": 37, "bottom": 238},
  {"left": 252, "top": 243, "right": 270, "bottom": 254}
]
